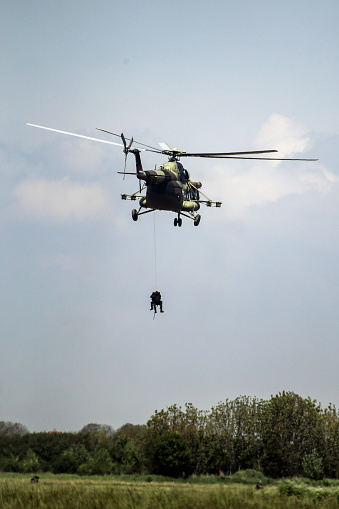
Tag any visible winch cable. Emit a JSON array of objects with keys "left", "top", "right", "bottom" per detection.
[
  {"left": 153, "top": 213, "right": 157, "bottom": 320},
  {"left": 154, "top": 212, "right": 157, "bottom": 289}
]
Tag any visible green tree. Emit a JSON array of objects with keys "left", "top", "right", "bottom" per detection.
[
  {"left": 147, "top": 430, "right": 193, "bottom": 477},
  {"left": 80, "top": 423, "right": 114, "bottom": 435},
  {"left": 52, "top": 444, "right": 90, "bottom": 474},
  {"left": 302, "top": 449, "right": 324, "bottom": 480},
  {"left": 261, "top": 392, "right": 323, "bottom": 477},
  {"left": 228, "top": 396, "right": 265, "bottom": 472},
  {"left": 321, "top": 404, "right": 339, "bottom": 478},
  {"left": 198, "top": 434, "right": 231, "bottom": 474},
  {"left": 20, "top": 448, "right": 41, "bottom": 473},
  {"left": 89, "top": 448, "right": 113, "bottom": 475},
  {"left": 0, "top": 454, "right": 21, "bottom": 472},
  {"left": 27, "top": 432, "right": 80, "bottom": 469},
  {"left": 120, "top": 439, "right": 143, "bottom": 474},
  {"left": 0, "top": 421, "right": 29, "bottom": 436},
  {"left": 206, "top": 400, "right": 237, "bottom": 473},
  {"left": 106, "top": 423, "right": 145, "bottom": 474}
]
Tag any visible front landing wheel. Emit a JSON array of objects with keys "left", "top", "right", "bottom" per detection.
[
  {"left": 194, "top": 214, "right": 201, "bottom": 226},
  {"left": 132, "top": 209, "right": 138, "bottom": 221}
]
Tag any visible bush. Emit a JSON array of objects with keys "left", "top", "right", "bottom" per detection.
[
  {"left": 148, "top": 431, "right": 193, "bottom": 477},
  {"left": 302, "top": 449, "right": 324, "bottom": 480},
  {"left": 278, "top": 481, "right": 305, "bottom": 497},
  {"left": 231, "top": 469, "right": 267, "bottom": 484},
  {"left": 20, "top": 449, "right": 40, "bottom": 473}
]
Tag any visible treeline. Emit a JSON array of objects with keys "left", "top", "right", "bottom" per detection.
[{"left": 0, "top": 392, "right": 338, "bottom": 479}]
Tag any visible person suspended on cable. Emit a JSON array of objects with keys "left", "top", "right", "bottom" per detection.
[{"left": 150, "top": 291, "right": 164, "bottom": 313}]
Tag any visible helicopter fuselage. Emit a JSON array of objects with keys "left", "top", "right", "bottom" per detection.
[
  {"left": 138, "top": 161, "right": 188, "bottom": 212},
  {"left": 131, "top": 151, "right": 201, "bottom": 214}
]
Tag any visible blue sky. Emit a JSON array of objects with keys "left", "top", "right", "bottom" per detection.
[{"left": 1, "top": 1, "right": 338, "bottom": 431}]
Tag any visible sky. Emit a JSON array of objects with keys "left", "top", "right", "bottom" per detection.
[{"left": 1, "top": 1, "right": 338, "bottom": 432}]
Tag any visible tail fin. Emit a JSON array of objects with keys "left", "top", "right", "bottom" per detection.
[
  {"left": 120, "top": 133, "right": 143, "bottom": 192},
  {"left": 133, "top": 149, "right": 143, "bottom": 177}
]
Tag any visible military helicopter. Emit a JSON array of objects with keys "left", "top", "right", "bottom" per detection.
[{"left": 26, "top": 123, "right": 318, "bottom": 227}]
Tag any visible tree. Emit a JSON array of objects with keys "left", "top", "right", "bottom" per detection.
[
  {"left": 89, "top": 448, "right": 113, "bottom": 475},
  {"left": 321, "top": 404, "right": 339, "bottom": 478},
  {"left": 20, "top": 449, "right": 41, "bottom": 473},
  {"left": 302, "top": 449, "right": 324, "bottom": 480},
  {"left": 198, "top": 434, "right": 230, "bottom": 474},
  {"left": 52, "top": 444, "right": 90, "bottom": 474},
  {"left": 261, "top": 392, "right": 323, "bottom": 477},
  {"left": 0, "top": 421, "right": 29, "bottom": 436},
  {"left": 80, "top": 423, "right": 114, "bottom": 435},
  {"left": 226, "top": 396, "right": 264, "bottom": 472},
  {"left": 147, "top": 430, "right": 193, "bottom": 477},
  {"left": 115, "top": 423, "right": 145, "bottom": 440}
]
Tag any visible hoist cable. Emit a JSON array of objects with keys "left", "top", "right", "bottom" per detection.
[{"left": 154, "top": 212, "right": 157, "bottom": 289}]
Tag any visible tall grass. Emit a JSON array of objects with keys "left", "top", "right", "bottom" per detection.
[{"left": 0, "top": 475, "right": 338, "bottom": 509}]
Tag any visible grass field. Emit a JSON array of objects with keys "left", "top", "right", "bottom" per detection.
[{"left": 0, "top": 473, "right": 338, "bottom": 508}]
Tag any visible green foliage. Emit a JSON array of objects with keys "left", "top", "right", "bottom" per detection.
[
  {"left": 261, "top": 392, "right": 324, "bottom": 478},
  {"left": 278, "top": 480, "right": 305, "bottom": 497},
  {"left": 0, "top": 455, "right": 21, "bottom": 473},
  {"left": 0, "top": 393, "right": 338, "bottom": 480},
  {"left": 20, "top": 449, "right": 40, "bottom": 473},
  {"left": 52, "top": 444, "right": 90, "bottom": 474},
  {"left": 198, "top": 434, "right": 231, "bottom": 474},
  {"left": 321, "top": 404, "right": 339, "bottom": 478},
  {"left": 120, "top": 438, "right": 144, "bottom": 474},
  {"left": 302, "top": 449, "right": 324, "bottom": 480},
  {"left": 0, "top": 421, "right": 29, "bottom": 436},
  {"left": 80, "top": 423, "right": 114, "bottom": 435},
  {"left": 81, "top": 448, "right": 114, "bottom": 475},
  {"left": 1, "top": 475, "right": 339, "bottom": 509},
  {"left": 230, "top": 469, "right": 268, "bottom": 485},
  {"left": 147, "top": 430, "right": 193, "bottom": 477}
]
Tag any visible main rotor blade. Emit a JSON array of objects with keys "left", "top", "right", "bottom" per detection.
[
  {"left": 159, "top": 142, "right": 172, "bottom": 151},
  {"left": 96, "top": 128, "right": 157, "bottom": 151},
  {"left": 26, "top": 123, "right": 124, "bottom": 147},
  {"left": 173, "top": 149, "right": 317, "bottom": 161},
  {"left": 197, "top": 155, "right": 319, "bottom": 161},
  {"left": 180, "top": 150, "right": 278, "bottom": 157}
]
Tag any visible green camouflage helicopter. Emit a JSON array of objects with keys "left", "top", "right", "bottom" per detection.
[{"left": 26, "top": 123, "right": 318, "bottom": 227}]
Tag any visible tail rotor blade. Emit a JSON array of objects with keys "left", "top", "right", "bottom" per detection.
[
  {"left": 121, "top": 132, "right": 127, "bottom": 152},
  {"left": 121, "top": 133, "right": 128, "bottom": 179},
  {"left": 123, "top": 154, "right": 128, "bottom": 179},
  {"left": 127, "top": 137, "right": 134, "bottom": 151},
  {"left": 125, "top": 137, "right": 140, "bottom": 191}
]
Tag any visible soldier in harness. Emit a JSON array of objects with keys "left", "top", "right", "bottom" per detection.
[{"left": 150, "top": 291, "right": 164, "bottom": 313}]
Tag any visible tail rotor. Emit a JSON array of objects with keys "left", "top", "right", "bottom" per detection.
[{"left": 121, "top": 133, "right": 133, "bottom": 179}]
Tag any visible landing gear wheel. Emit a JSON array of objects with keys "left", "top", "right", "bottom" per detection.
[
  {"left": 178, "top": 217, "right": 182, "bottom": 227},
  {"left": 132, "top": 209, "right": 138, "bottom": 221},
  {"left": 174, "top": 218, "right": 178, "bottom": 227},
  {"left": 194, "top": 214, "right": 201, "bottom": 226}
]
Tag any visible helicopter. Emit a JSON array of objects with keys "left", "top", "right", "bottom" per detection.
[{"left": 26, "top": 123, "right": 318, "bottom": 227}]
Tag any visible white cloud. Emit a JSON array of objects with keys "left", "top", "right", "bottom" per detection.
[
  {"left": 55, "top": 138, "right": 111, "bottom": 174},
  {"left": 15, "top": 178, "right": 110, "bottom": 222},
  {"left": 208, "top": 164, "right": 338, "bottom": 220},
  {"left": 253, "top": 113, "right": 311, "bottom": 158},
  {"left": 204, "top": 115, "right": 338, "bottom": 221}
]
